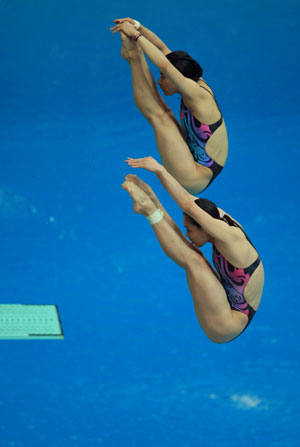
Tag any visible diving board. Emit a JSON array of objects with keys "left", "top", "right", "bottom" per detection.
[{"left": 0, "top": 305, "right": 64, "bottom": 340}]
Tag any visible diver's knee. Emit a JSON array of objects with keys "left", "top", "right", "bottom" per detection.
[
  {"left": 185, "top": 250, "right": 207, "bottom": 271},
  {"left": 147, "top": 108, "right": 173, "bottom": 127},
  {"left": 206, "top": 319, "right": 241, "bottom": 344}
]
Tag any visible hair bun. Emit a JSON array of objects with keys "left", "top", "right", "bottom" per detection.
[{"left": 166, "top": 51, "right": 203, "bottom": 81}]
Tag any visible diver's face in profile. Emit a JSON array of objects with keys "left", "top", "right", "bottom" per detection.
[
  {"left": 183, "top": 215, "right": 210, "bottom": 247},
  {"left": 158, "top": 73, "right": 177, "bottom": 96}
]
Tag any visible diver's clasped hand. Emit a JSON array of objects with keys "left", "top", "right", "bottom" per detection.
[
  {"left": 110, "top": 20, "right": 139, "bottom": 37},
  {"left": 113, "top": 18, "right": 141, "bottom": 28},
  {"left": 125, "top": 156, "right": 163, "bottom": 174}
]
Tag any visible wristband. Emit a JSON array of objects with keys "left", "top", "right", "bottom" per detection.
[
  {"left": 146, "top": 209, "right": 164, "bottom": 225},
  {"left": 133, "top": 32, "right": 143, "bottom": 42},
  {"left": 133, "top": 19, "right": 141, "bottom": 30}
]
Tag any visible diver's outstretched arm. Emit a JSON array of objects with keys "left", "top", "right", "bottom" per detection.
[
  {"left": 119, "top": 32, "right": 171, "bottom": 114},
  {"left": 126, "top": 157, "right": 236, "bottom": 244},
  {"left": 111, "top": 22, "right": 204, "bottom": 102},
  {"left": 126, "top": 157, "right": 195, "bottom": 212},
  {"left": 113, "top": 17, "right": 171, "bottom": 55}
]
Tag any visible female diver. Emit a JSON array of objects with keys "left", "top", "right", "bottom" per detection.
[
  {"left": 111, "top": 18, "right": 228, "bottom": 194},
  {"left": 122, "top": 156, "right": 264, "bottom": 343}
]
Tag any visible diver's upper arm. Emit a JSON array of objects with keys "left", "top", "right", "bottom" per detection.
[{"left": 160, "top": 59, "right": 204, "bottom": 100}]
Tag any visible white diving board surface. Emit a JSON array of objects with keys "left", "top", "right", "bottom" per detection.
[{"left": 0, "top": 305, "right": 64, "bottom": 340}]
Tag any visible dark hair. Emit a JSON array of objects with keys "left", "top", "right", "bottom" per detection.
[
  {"left": 184, "top": 198, "right": 256, "bottom": 248},
  {"left": 184, "top": 198, "right": 238, "bottom": 228},
  {"left": 165, "top": 51, "right": 203, "bottom": 81}
]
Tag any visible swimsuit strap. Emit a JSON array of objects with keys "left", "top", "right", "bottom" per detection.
[
  {"left": 224, "top": 218, "right": 258, "bottom": 251},
  {"left": 199, "top": 85, "right": 214, "bottom": 95},
  {"left": 216, "top": 220, "right": 261, "bottom": 274}
]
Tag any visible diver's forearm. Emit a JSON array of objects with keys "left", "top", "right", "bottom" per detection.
[
  {"left": 156, "top": 167, "right": 193, "bottom": 212},
  {"left": 139, "top": 25, "right": 170, "bottom": 53},
  {"left": 136, "top": 35, "right": 168, "bottom": 71}
]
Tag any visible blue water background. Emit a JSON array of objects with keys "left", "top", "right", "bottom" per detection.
[{"left": 0, "top": 1, "right": 299, "bottom": 446}]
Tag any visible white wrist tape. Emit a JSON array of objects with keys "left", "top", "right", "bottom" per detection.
[
  {"left": 133, "top": 19, "right": 141, "bottom": 30},
  {"left": 146, "top": 209, "right": 164, "bottom": 225}
]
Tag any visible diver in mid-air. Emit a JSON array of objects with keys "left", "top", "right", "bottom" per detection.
[
  {"left": 122, "top": 156, "right": 264, "bottom": 343},
  {"left": 111, "top": 18, "right": 228, "bottom": 194}
]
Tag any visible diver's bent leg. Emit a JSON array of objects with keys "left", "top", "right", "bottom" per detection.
[
  {"left": 149, "top": 113, "right": 212, "bottom": 193},
  {"left": 120, "top": 33, "right": 161, "bottom": 114},
  {"left": 137, "top": 48, "right": 170, "bottom": 110},
  {"left": 123, "top": 180, "right": 247, "bottom": 343},
  {"left": 127, "top": 52, "right": 171, "bottom": 119},
  {"left": 123, "top": 180, "right": 195, "bottom": 268},
  {"left": 185, "top": 263, "right": 248, "bottom": 343},
  {"left": 151, "top": 218, "right": 247, "bottom": 342},
  {"left": 150, "top": 216, "right": 198, "bottom": 268},
  {"left": 126, "top": 46, "right": 212, "bottom": 193}
]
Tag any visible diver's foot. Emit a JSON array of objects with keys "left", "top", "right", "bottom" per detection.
[
  {"left": 122, "top": 180, "right": 156, "bottom": 215},
  {"left": 125, "top": 174, "right": 154, "bottom": 198},
  {"left": 120, "top": 32, "right": 138, "bottom": 61}
]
